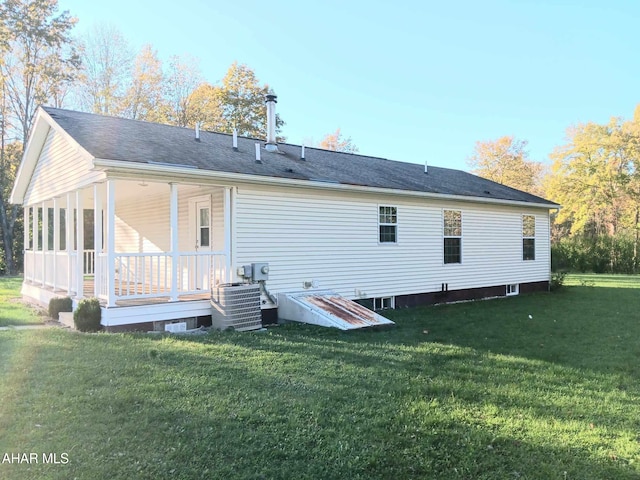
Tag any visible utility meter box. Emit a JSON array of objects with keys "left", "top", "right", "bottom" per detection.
[{"left": 252, "top": 262, "right": 269, "bottom": 281}]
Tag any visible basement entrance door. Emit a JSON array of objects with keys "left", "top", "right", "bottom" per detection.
[{"left": 189, "top": 195, "right": 211, "bottom": 291}]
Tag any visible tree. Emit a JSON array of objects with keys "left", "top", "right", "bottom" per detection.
[
  {"left": 216, "top": 62, "right": 284, "bottom": 139},
  {"left": 317, "top": 128, "right": 359, "bottom": 153},
  {"left": 75, "top": 23, "right": 132, "bottom": 115},
  {"left": 186, "top": 82, "right": 225, "bottom": 132},
  {"left": 0, "top": 0, "right": 79, "bottom": 274},
  {"left": 121, "top": 44, "right": 165, "bottom": 123},
  {"left": 162, "top": 54, "right": 202, "bottom": 127},
  {"left": 467, "top": 136, "right": 543, "bottom": 195},
  {"left": 546, "top": 118, "right": 640, "bottom": 235},
  {"left": 545, "top": 114, "right": 640, "bottom": 271}
]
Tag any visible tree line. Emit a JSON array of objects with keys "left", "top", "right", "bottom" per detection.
[
  {"left": 0, "top": 0, "right": 355, "bottom": 275},
  {"left": 467, "top": 110, "right": 640, "bottom": 274}
]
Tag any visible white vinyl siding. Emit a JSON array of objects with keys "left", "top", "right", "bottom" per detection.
[
  {"left": 114, "top": 183, "right": 226, "bottom": 254},
  {"left": 24, "top": 128, "right": 103, "bottom": 205},
  {"left": 234, "top": 183, "right": 551, "bottom": 300}
]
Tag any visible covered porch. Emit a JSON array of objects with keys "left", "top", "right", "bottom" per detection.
[{"left": 22, "top": 179, "right": 234, "bottom": 325}]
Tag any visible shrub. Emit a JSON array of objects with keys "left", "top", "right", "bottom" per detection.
[
  {"left": 74, "top": 298, "right": 102, "bottom": 332},
  {"left": 550, "top": 271, "right": 567, "bottom": 292},
  {"left": 48, "top": 297, "right": 73, "bottom": 320}
]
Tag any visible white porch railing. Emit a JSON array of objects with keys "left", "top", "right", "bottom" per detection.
[
  {"left": 84, "top": 250, "right": 95, "bottom": 275},
  {"left": 25, "top": 249, "right": 227, "bottom": 304},
  {"left": 24, "top": 250, "right": 78, "bottom": 295},
  {"left": 96, "top": 251, "right": 227, "bottom": 301}
]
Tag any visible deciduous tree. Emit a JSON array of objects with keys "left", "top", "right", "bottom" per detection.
[
  {"left": 162, "top": 54, "right": 202, "bottom": 127},
  {"left": 0, "top": 0, "right": 79, "bottom": 274},
  {"left": 216, "top": 62, "right": 284, "bottom": 139},
  {"left": 75, "top": 23, "right": 132, "bottom": 115},
  {"left": 122, "top": 44, "right": 165, "bottom": 123},
  {"left": 467, "top": 136, "right": 543, "bottom": 195},
  {"left": 317, "top": 128, "right": 359, "bottom": 153},
  {"left": 545, "top": 114, "right": 640, "bottom": 270}
]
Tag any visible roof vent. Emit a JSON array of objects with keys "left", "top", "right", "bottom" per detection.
[
  {"left": 195, "top": 122, "right": 201, "bottom": 142},
  {"left": 255, "top": 143, "right": 262, "bottom": 164},
  {"left": 424, "top": 161, "right": 428, "bottom": 174},
  {"left": 301, "top": 144, "right": 306, "bottom": 161},
  {"left": 232, "top": 128, "right": 238, "bottom": 151},
  {"left": 265, "top": 93, "right": 278, "bottom": 152}
]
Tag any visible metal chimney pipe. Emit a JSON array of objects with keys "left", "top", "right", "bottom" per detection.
[
  {"left": 265, "top": 93, "right": 278, "bottom": 152},
  {"left": 195, "top": 122, "right": 201, "bottom": 142},
  {"left": 232, "top": 128, "right": 238, "bottom": 151},
  {"left": 301, "top": 144, "right": 305, "bottom": 161}
]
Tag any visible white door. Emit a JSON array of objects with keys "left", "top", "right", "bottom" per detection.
[{"left": 190, "top": 196, "right": 211, "bottom": 290}]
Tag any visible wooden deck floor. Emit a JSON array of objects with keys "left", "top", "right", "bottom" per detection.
[{"left": 38, "top": 279, "right": 210, "bottom": 307}]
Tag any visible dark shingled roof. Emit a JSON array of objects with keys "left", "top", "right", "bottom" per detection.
[{"left": 43, "top": 107, "right": 558, "bottom": 206}]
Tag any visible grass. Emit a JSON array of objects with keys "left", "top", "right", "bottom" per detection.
[
  {"left": 0, "top": 276, "right": 44, "bottom": 327},
  {"left": 1, "top": 274, "right": 640, "bottom": 479}
]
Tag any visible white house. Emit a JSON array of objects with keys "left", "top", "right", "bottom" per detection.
[{"left": 10, "top": 98, "right": 559, "bottom": 331}]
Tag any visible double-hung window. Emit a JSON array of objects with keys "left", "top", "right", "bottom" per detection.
[
  {"left": 522, "top": 215, "right": 535, "bottom": 261},
  {"left": 379, "top": 206, "right": 397, "bottom": 243},
  {"left": 443, "top": 210, "right": 462, "bottom": 264}
]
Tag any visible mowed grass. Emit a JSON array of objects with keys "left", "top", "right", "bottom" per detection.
[
  {"left": 1, "top": 274, "right": 640, "bottom": 479},
  {"left": 0, "top": 276, "right": 43, "bottom": 327}
]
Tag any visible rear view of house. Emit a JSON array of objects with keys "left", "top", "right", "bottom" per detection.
[{"left": 10, "top": 96, "right": 559, "bottom": 331}]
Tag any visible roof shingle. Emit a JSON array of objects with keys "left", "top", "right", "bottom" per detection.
[{"left": 43, "top": 107, "right": 558, "bottom": 206}]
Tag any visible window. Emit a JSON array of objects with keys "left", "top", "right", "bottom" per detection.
[
  {"left": 443, "top": 210, "right": 462, "bottom": 264},
  {"left": 523, "top": 215, "right": 535, "bottom": 261},
  {"left": 379, "top": 206, "right": 397, "bottom": 243},
  {"left": 374, "top": 297, "right": 394, "bottom": 310},
  {"left": 199, "top": 207, "right": 210, "bottom": 248},
  {"left": 506, "top": 284, "right": 519, "bottom": 296}
]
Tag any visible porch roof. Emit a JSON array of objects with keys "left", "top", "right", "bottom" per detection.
[{"left": 41, "top": 106, "right": 558, "bottom": 208}]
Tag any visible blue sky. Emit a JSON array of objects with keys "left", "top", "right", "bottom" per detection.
[{"left": 57, "top": 0, "right": 639, "bottom": 171}]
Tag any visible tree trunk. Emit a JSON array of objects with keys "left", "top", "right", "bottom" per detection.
[
  {"left": 635, "top": 207, "right": 640, "bottom": 274},
  {"left": 0, "top": 194, "right": 16, "bottom": 275}
]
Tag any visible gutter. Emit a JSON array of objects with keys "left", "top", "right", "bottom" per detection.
[{"left": 92, "top": 158, "right": 560, "bottom": 210}]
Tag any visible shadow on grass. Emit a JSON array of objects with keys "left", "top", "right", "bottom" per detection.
[{"left": 2, "top": 329, "right": 638, "bottom": 479}]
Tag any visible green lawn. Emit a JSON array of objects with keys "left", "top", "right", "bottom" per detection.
[
  {"left": 0, "top": 276, "right": 44, "bottom": 327},
  {"left": 1, "top": 275, "right": 640, "bottom": 479}
]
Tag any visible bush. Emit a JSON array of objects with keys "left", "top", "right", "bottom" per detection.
[
  {"left": 550, "top": 271, "right": 567, "bottom": 292},
  {"left": 74, "top": 298, "right": 102, "bottom": 332},
  {"left": 552, "top": 234, "right": 638, "bottom": 274},
  {"left": 48, "top": 297, "right": 73, "bottom": 320}
]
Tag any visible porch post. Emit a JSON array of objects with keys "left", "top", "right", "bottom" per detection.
[
  {"left": 66, "top": 193, "right": 73, "bottom": 296},
  {"left": 106, "top": 180, "right": 116, "bottom": 307},
  {"left": 41, "top": 201, "right": 48, "bottom": 287},
  {"left": 170, "top": 183, "right": 179, "bottom": 301},
  {"left": 75, "top": 190, "right": 84, "bottom": 299},
  {"left": 224, "top": 187, "right": 232, "bottom": 283},
  {"left": 23, "top": 207, "right": 29, "bottom": 282},
  {"left": 94, "top": 184, "right": 103, "bottom": 298},
  {"left": 52, "top": 197, "right": 59, "bottom": 292},
  {"left": 32, "top": 205, "right": 39, "bottom": 284}
]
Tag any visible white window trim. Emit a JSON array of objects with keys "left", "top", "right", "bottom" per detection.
[
  {"left": 378, "top": 205, "right": 398, "bottom": 245},
  {"left": 506, "top": 284, "right": 519, "bottom": 296},
  {"left": 374, "top": 296, "right": 395, "bottom": 310},
  {"left": 443, "top": 209, "right": 462, "bottom": 265}
]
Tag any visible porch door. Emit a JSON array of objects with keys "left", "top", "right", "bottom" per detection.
[{"left": 191, "top": 196, "right": 211, "bottom": 290}]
